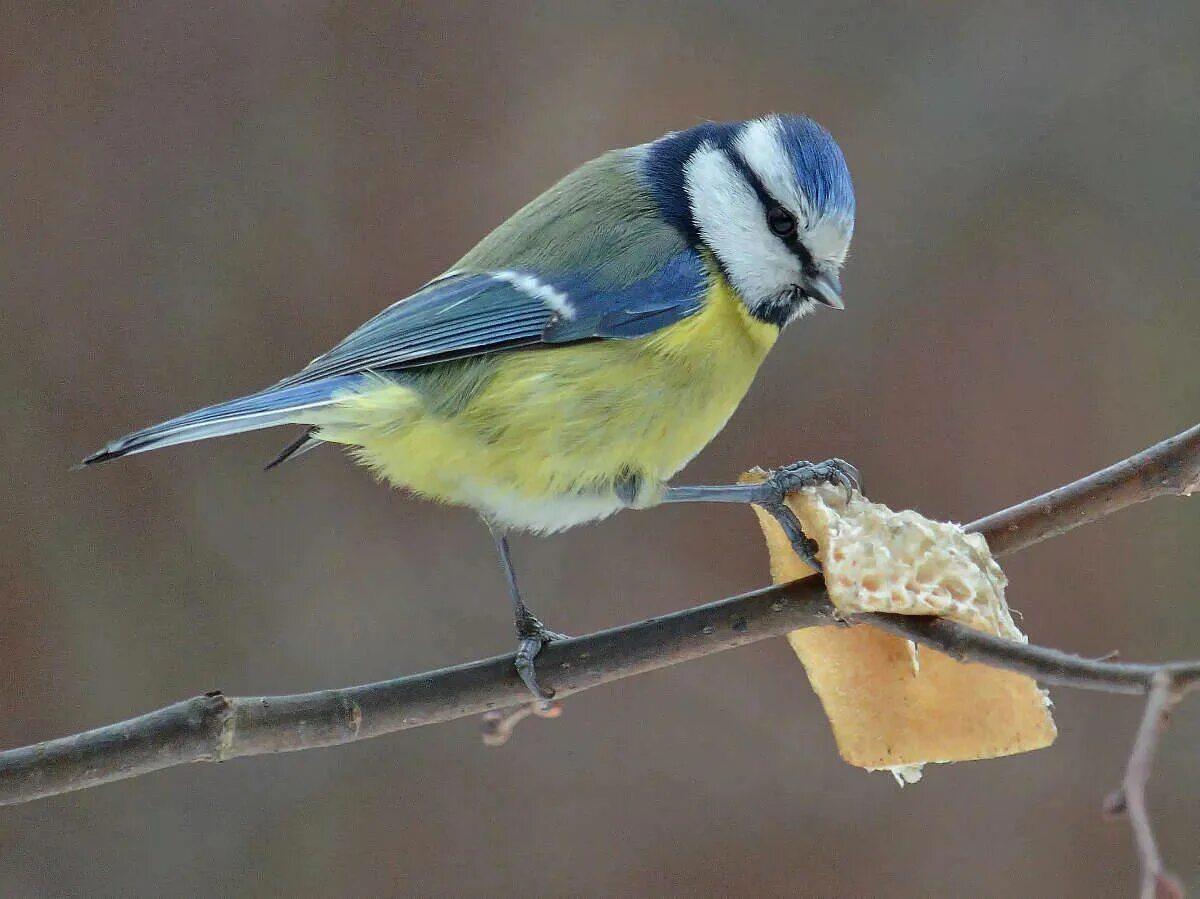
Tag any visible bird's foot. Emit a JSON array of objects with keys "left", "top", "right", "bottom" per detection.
[
  {"left": 756, "top": 458, "right": 862, "bottom": 572},
  {"left": 763, "top": 458, "right": 861, "bottom": 504},
  {"left": 514, "top": 610, "right": 568, "bottom": 706}
]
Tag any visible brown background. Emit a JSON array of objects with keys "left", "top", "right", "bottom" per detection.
[{"left": 3, "top": 2, "right": 1199, "bottom": 896}]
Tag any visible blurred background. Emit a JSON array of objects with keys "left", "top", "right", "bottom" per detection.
[{"left": 3, "top": 2, "right": 1199, "bottom": 895}]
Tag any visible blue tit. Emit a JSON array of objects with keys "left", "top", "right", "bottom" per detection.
[{"left": 84, "top": 114, "right": 858, "bottom": 699}]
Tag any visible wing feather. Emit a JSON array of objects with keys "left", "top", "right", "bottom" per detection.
[
  {"left": 275, "top": 251, "right": 709, "bottom": 387},
  {"left": 276, "top": 273, "right": 551, "bottom": 385}
]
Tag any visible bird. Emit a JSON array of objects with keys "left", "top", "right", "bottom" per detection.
[{"left": 83, "top": 114, "right": 859, "bottom": 701}]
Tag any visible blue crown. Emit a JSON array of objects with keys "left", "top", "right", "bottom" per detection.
[{"left": 773, "top": 115, "right": 855, "bottom": 224}]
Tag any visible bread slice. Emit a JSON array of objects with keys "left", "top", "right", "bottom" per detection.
[{"left": 744, "top": 474, "right": 1057, "bottom": 782}]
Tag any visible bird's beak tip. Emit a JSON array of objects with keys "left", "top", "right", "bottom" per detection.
[{"left": 808, "top": 274, "right": 844, "bottom": 310}]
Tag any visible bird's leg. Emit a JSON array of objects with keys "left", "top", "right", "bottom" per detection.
[
  {"left": 487, "top": 522, "right": 567, "bottom": 704},
  {"left": 658, "top": 458, "right": 861, "bottom": 572}
]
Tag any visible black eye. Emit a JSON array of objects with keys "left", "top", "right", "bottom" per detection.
[{"left": 766, "top": 205, "right": 797, "bottom": 238}]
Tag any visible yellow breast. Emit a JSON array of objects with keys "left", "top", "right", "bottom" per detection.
[{"left": 312, "top": 272, "right": 779, "bottom": 531}]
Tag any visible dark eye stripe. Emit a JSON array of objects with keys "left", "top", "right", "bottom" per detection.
[
  {"left": 724, "top": 147, "right": 776, "bottom": 215},
  {"left": 726, "top": 147, "right": 817, "bottom": 276},
  {"left": 781, "top": 224, "right": 818, "bottom": 277}
]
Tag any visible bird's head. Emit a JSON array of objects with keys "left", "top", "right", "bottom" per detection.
[{"left": 642, "top": 114, "right": 855, "bottom": 326}]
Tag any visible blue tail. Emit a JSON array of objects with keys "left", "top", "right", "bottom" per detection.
[{"left": 81, "top": 375, "right": 363, "bottom": 465}]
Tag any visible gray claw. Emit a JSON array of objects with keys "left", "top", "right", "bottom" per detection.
[
  {"left": 514, "top": 614, "right": 567, "bottom": 704},
  {"left": 769, "top": 458, "right": 861, "bottom": 501},
  {"left": 827, "top": 457, "right": 862, "bottom": 498}
]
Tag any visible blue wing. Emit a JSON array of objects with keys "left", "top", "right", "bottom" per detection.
[{"left": 276, "top": 250, "right": 709, "bottom": 387}]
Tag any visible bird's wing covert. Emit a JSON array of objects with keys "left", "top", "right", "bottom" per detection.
[{"left": 276, "top": 251, "right": 709, "bottom": 387}]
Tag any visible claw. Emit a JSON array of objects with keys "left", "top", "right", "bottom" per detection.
[
  {"left": 769, "top": 458, "right": 861, "bottom": 500},
  {"left": 513, "top": 612, "right": 566, "bottom": 705},
  {"left": 757, "top": 457, "right": 863, "bottom": 570}
]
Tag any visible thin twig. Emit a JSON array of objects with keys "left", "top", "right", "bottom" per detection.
[
  {"left": 480, "top": 701, "right": 562, "bottom": 747},
  {"left": 1104, "top": 673, "right": 1189, "bottom": 899},
  {"left": 0, "top": 422, "right": 1197, "bottom": 809}
]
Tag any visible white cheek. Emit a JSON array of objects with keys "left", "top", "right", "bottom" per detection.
[{"left": 683, "top": 146, "right": 799, "bottom": 302}]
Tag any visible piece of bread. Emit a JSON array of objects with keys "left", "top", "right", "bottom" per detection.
[{"left": 744, "top": 474, "right": 1057, "bottom": 782}]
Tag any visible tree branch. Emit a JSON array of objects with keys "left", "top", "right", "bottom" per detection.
[
  {"left": 966, "top": 420, "right": 1199, "bottom": 556},
  {"left": 2, "top": 422, "right": 1198, "bottom": 809}
]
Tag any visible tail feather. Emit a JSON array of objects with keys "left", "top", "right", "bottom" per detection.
[{"left": 81, "top": 375, "right": 361, "bottom": 465}]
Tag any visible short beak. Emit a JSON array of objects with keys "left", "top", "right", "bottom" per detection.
[{"left": 805, "top": 272, "right": 844, "bottom": 310}]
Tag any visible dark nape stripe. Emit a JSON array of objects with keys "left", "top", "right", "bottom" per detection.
[{"left": 644, "top": 122, "right": 746, "bottom": 249}]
